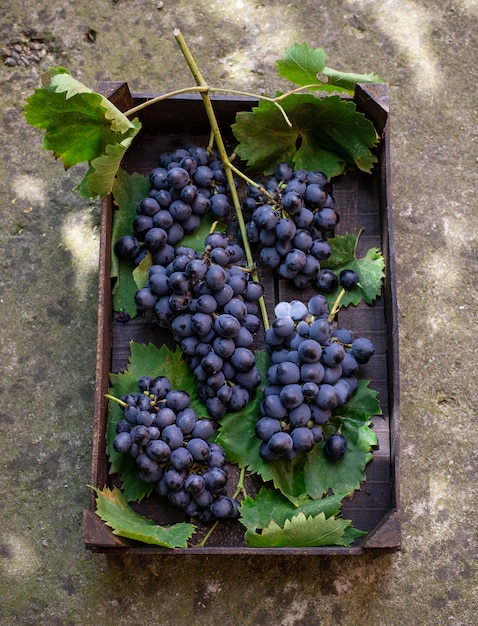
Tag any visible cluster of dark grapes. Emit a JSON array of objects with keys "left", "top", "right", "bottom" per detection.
[
  {"left": 113, "top": 144, "right": 265, "bottom": 420},
  {"left": 241, "top": 162, "right": 343, "bottom": 291},
  {"left": 113, "top": 376, "right": 240, "bottom": 523},
  {"left": 117, "top": 231, "right": 264, "bottom": 420},
  {"left": 256, "top": 295, "right": 375, "bottom": 462},
  {"left": 114, "top": 145, "right": 233, "bottom": 268}
]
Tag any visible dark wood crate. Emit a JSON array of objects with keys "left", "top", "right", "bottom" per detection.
[{"left": 83, "top": 82, "right": 400, "bottom": 554}]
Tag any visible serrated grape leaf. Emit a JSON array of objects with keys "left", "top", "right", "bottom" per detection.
[
  {"left": 275, "top": 43, "right": 384, "bottom": 95},
  {"left": 111, "top": 168, "right": 152, "bottom": 315},
  {"left": 239, "top": 486, "right": 347, "bottom": 532},
  {"left": 244, "top": 511, "right": 365, "bottom": 548},
  {"left": 321, "top": 67, "right": 385, "bottom": 93},
  {"left": 24, "top": 67, "right": 141, "bottom": 198},
  {"left": 322, "top": 233, "right": 385, "bottom": 306},
  {"left": 336, "top": 379, "right": 382, "bottom": 422},
  {"left": 276, "top": 43, "right": 327, "bottom": 88},
  {"left": 107, "top": 342, "right": 208, "bottom": 500},
  {"left": 217, "top": 376, "right": 377, "bottom": 502},
  {"left": 92, "top": 486, "right": 195, "bottom": 548},
  {"left": 232, "top": 94, "right": 378, "bottom": 178}
]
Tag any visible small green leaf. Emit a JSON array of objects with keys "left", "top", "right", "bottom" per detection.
[
  {"left": 336, "top": 379, "right": 382, "bottom": 422},
  {"left": 276, "top": 43, "right": 327, "bottom": 88},
  {"left": 24, "top": 68, "right": 141, "bottom": 198},
  {"left": 239, "top": 487, "right": 347, "bottom": 532},
  {"left": 275, "top": 43, "right": 383, "bottom": 95},
  {"left": 321, "top": 66, "right": 385, "bottom": 93},
  {"left": 132, "top": 251, "right": 153, "bottom": 291},
  {"left": 321, "top": 233, "right": 385, "bottom": 306},
  {"left": 244, "top": 511, "right": 365, "bottom": 548},
  {"left": 93, "top": 486, "right": 196, "bottom": 548},
  {"left": 232, "top": 94, "right": 378, "bottom": 178},
  {"left": 110, "top": 168, "right": 151, "bottom": 315}
]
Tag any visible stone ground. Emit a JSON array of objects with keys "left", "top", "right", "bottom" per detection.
[{"left": 1, "top": 0, "right": 477, "bottom": 624}]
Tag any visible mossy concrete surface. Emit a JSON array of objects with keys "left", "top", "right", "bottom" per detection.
[{"left": 1, "top": 1, "right": 477, "bottom": 624}]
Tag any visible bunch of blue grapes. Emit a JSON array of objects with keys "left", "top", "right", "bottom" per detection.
[
  {"left": 126, "top": 231, "right": 264, "bottom": 419},
  {"left": 112, "top": 376, "right": 240, "bottom": 522},
  {"left": 114, "top": 145, "right": 233, "bottom": 267},
  {"left": 257, "top": 296, "right": 375, "bottom": 462},
  {"left": 241, "top": 162, "right": 342, "bottom": 291}
]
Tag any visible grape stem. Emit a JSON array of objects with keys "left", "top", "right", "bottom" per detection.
[
  {"left": 354, "top": 227, "right": 364, "bottom": 258},
  {"left": 233, "top": 466, "right": 248, "bottom": 499},
  {"left": 174, "top": 28, "right": 270, "bottom": 331},
  {"left": 123, "top": 83, "right": 292, "bottom": 128},
  {"left": 104, "top": 393, "right": 128, "bottom": 408},
  {"left": 227, "top": 159, "right": 278, "bottom": 204},
  {"left": 328, "top": 288, "right": 346, "bottom": 323},
  {"left": 196, "top": 520, "right": 220, "bottom": 548}
]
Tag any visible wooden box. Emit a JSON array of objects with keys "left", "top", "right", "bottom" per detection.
[{"left": 82, "top": 82, "right": 400, "bottom": 554}]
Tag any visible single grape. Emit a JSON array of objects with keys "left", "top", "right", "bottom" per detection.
[
  {"left": 291, "top": 427, "right": 315, "bottom": 453},
  {"left": 351, "top": 337, "right": 375, "bottom": 364},
  {"left": 114, "top": 235, "right": 141, "bottom": 259},
  {"left": 169, "top": 446, "right": 194, "bottom": 471},
  {"left": 161, "top": 424, "right": 184, "bottom": 450},
  {"left": 315, "top": 384, "right": 339, "bottom": 409},
  {"left": 324, "top": 433, "right": 347, "bottom": 461},
  {"left": 146, "top": 439, "right": 171, "bottom": 462},
  {"left": 317, "top": 269, "right": 339, "bottom": 293},
  {"left": 184, "top": 473, "right": 206, "bottom": 496},
  {"left": 279, "top": 383, "right": 304, "bottom": 409},
  {"left": 210, "top": 496, "right": 239, "bottom": 521},
  {"left": 203, "top": 467, "right": 227, "bottom": 493},
  {"left": 187, "top": 437, "right": 211, "bottom": 462},
  {"left": 340, "top": 269, "right": 360, "bottom": 289},
  {"left": 167, "top": 166, "right": 190, "bottom": 189},
  {"left": 113, "top": 432, "right": 132, "bottom": 453},
  {"left": 315, "top": 208, "right": 339, "bottom": 230},
  {"left": 255, "top": 417, "right": 282, "bottom": 441},
  {"left": 322, "top": 342, "right": 345, "bottom": 366},
  {"left": 268, "top": 431, "right": 294, "bottom": 455}
]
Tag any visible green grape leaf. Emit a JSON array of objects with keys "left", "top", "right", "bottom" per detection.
[
  {"left": 92, "top": 486, "right": 195, "bottom": 548},
  {"left": 107, "top": 342, "right": 208, "bottom": 501},
  {"left": 111, "top": 168, "right": 151, "bottom": 316},
  {"left": 276, "top": 43, "right": 327, "bottom": 88},
  {"left": 132, "top": 251, "right": 153, "bottom": 291},
  {"left": 181, "top": 217, "right": 227, "bottom": 252},
  {"left": 217, "top": 374, "right": 378, "bottom": 502},
  {"left": 239, "top": 486, "right": 348, "bottom": 532},
  {"left": 244, "top": 511, "right": 365, "bottom": 548},
  {"left": 232, "top": 94, "right": 378, "bottom": 178},
  {"left": 321, "top": 66, "right": 385, "bottom": 93},
  {"left": 322, "top": 232, "right": 385, "bottom": 306},
  {"left": 275, "top": 43, "right": 384, "bottom": 94},
  {"left": 24, "top": 67, "right": 141, "bottom": 198},
  {"left": 336, "top": 379, "right": 382, "bottom": 422}
]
